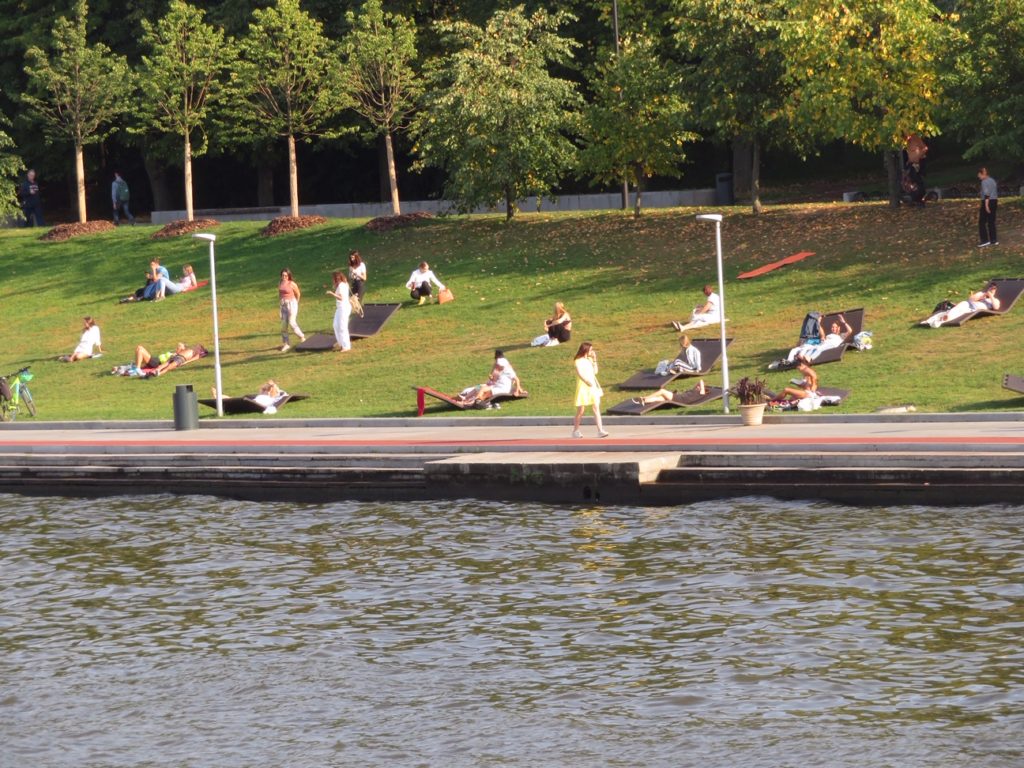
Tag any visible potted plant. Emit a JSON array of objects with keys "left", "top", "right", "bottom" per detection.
[{"left": 733, "top": 376, "right": 768, "bottom": 426}]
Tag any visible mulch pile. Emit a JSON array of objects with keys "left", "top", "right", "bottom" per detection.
[
  {"left": 39, "top": 221, "right": 116, "bottom": 242},
  {"left": 365, "top": 211, "right": 434, "bottom": 232},
  {"left": 151, "top": 218, "right": 221, "bottom": 239},
  {"left": 261, "top": 215, "right": 327, "bottom": 237}
]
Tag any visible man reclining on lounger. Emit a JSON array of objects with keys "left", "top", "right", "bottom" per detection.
[
  {"left": 454, "top": 350, "right": 527, "bottom": 407},
  {"left": 769, "top": 313, "right": 852, "bottom": 370},
  {"left": 920, "top": 283, "right": 999, "bottom": 327}
]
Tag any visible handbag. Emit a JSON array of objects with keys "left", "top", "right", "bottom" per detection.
[
  {"left": 438, "top": 286, "right": 454, "bottom": 304},
  {"left": 350, "top": 294, "right": 364, "bottom": 317}
]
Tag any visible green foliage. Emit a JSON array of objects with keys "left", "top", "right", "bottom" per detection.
[
  {"left": 137, "top": 1, "right": 231, "bottom": 161},
  {"left": 945, "top": 0, "right": 1024, "bottom": 163},
  {"left": 579, "top": 33, "right": 698, "bottom": 216},
  {"left": 412, "top": 5, "right": 582, "bottom": 220},
  {"left": 22, "top": 0, "right": 130, "bottom": 149},
  {"left": 0, "top": 115, "right": 25, "bottom": 218}
]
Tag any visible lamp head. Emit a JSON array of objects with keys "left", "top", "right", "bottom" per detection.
[
  {"left": 192, "top": 233, "right": 217, "bottom": 242},
  {"left": 695, "top": 213, "right": 723, "bottom": 223}
]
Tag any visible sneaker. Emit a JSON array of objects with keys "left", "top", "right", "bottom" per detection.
[
  {"left": 768, "top": 360, "right": 781, "bottom": 371},
  {"left": 571, "top": 430, "right": 583, "bottom": 439},
  {"left": 418, "top": 296, "right": 426, "bottom": 305},
  {"left": 631, "top": 398, "right": 643, "bottom": 405},
  {"left": 671, "top": 321, "right": 682, "bottom": 331},
  {"left": 597, "top": 430, "right": 610, "bottom": 438},
  {"left": 280, "top": 344, "right": 291, "bottom": 352},
  {"left": 991, "top": 241, "right": 999, "bottom": 246},
  {"left": 978, "top": 241, "right": 991, "bottom": 248}
]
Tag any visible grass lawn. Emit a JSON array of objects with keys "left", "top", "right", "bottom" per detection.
[{"left": 1, "top": 198, "right": 1021, "bottom": 420}]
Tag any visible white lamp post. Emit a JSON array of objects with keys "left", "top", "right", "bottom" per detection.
[
  {"left": 695, "top": 213, "right": 730, "bottom": 413},
  {"left": 192, "top": 233, "right": 223, "bottom": 417}
]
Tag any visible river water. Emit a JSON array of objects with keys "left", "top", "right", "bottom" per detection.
[{"left": 1, "top": 494, "right": 1021, "bottom": 767}]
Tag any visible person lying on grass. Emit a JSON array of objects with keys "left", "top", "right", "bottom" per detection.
[
  {"left": 769, "top": 313, "right": 852, "bottom": 369},
  {"left": 153, "top": 264, "right": 197, "bottom": 300},
  {"left": 134, "top": 342, "right": 207, "bottom": 377},
  {"left": 920, "top": 283, "right": 1000, "bottom": 328},
  {"left": 455, "top": 350, "right": 527, "bottom": 407}
]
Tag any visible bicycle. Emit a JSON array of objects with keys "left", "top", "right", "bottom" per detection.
[{"left": 0, "top": 366, "right": 36, "bottom": 422}]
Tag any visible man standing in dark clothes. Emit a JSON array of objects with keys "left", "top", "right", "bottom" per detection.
[
  {"left": 19, "top": 169, "right": 44, "bottom": 227},
  {"left": 977, "top": 167, "right": 998, "bottom": 247},
  {"left": 112, "top": 171, "right": 135, "bottom": 225}
]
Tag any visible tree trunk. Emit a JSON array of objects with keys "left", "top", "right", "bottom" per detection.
[
  {"left": 885, "top": 150, "right": 901, "bottom": 208},
  {"left": 732, "top": 137, "right": 752, "bottom": 199},
  {"left": 505, "top": 186, "right": 514, "bottom": 221},
  {"left": 74, "top": 143, "right": 86, "bottom": 223},
  {"left": 621, "top": 175, "right": 629, "bottom": 211},
  {"left": 287, "top": 133, "right": 299, "bottom": 218},
  {"left": 142, "top": 146, "right": 173, "bottom": 213},
  {"left": 751, "top": 137, "right": 763, "bottom": 215},
  {"left": 257, "top": 159, "right": 274, "bottom": 207},
  {"left": 384, "top": 130, "right": 401, "bottom": 216},
  {"left": 633, "top": 163, "right": 643, "bottom": 218},
  {"left": 184, "top": 134, "right": 194, "bottom": 222}
]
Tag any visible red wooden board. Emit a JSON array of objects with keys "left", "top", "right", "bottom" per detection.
[{"left": 738, "top": 251, "right": 815, "bottom": 280}]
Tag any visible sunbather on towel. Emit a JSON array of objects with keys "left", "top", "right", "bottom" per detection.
[
  {"left": 135, "top": 342, "right": 206, "bottom": 377},
  {"left": 920, "top": 283, "right": 1000, "bottom": 327},
  {"left": 769, "top": 313, "right": 852, "bottom": 369},
  {"left": 154, "top": 264, "right": 197, "bottom": 299},
  {"left": 455, "top": 350, "right": 527, "bottom": 406},
  {"left": 672, "top": 285, "right": 720, "bottom": 330},
  {"left": 60, "top": 316, "right": 103, "bottom": 362},
  {"left": 633, "top": 380, "right": 706, "bottom": 406}
]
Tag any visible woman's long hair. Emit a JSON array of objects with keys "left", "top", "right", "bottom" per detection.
[
  {"left": 574, "top": 341, "right": 592, "bottom": 360},
  {"left": 332, "top": 270, "right": 347, "bottom": 288}
]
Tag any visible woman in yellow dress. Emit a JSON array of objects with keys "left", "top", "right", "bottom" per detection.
[{"left": 572, "top": 341, "right": 609, "bottom": 439}]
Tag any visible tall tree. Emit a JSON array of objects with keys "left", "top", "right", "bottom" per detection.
[
  {"left": 0, "top": 115, "right": 25, "bottom": 219},
  {"left": 784, "top": 0, "right": 949, "bottom": 207},
  {"left": 945, "top": 0, "right": 1024, "bottom": 169},
  {"left": 137, "top": 0, "right": 232, "bottom": 222},
  {"left": 226, "top": 0, "right": 349, "bottom": 218},
  {"left": 412, "top": 5, "right": 581, "bottom": 221},
  {"left": 673, "top": 0, "right": 795, "bottom": 214},
  {"left": 22, "top": 0, "right": 130, "bottom": 222},
  {"left": 340, "top": 0, "right": 421, "bottom": 216},
  {"left": 580, "top": 33, "right": 698, "bottom": 217}
]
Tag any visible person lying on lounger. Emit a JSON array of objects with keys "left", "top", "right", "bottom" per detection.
[
  {"left": 632, "top": 380, "right": 706, "bottom": 406},
  {"left": 920, "top": 283, "right": 1000, "bottom": 327},
  {"left": 134, "top": 342, "right": 206, "bottom": 377},
  {"left": 672, "top": 285, "right": 720, "bottom": 330},
  {"left": 769, "top": 313, "right": 852, "bottom": 369},
  {"left": 212, "top": 379, "right": 287, "bottom": 414},
  {"left": 455, "top": 350, "right": 527, "bottom": 406}
]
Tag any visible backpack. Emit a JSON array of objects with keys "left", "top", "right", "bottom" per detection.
[
  {"left": 932, "top": 299, "right": 955, "bottom": 315},
  {"left": 115, "top": 178, "right": 130, "bottom": 202},
  {"left": 799, "top": 311, "right": 821, "bottom": 342}
]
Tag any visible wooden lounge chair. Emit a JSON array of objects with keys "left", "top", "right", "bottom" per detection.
[
  {"left": 1002, "top": 373, "right": 1024, "bottom": 396},
  {"left": 738, "top": 251, "right": 815, "bottom": 280},
  {"left": 928, "top": 278, "right": 1024, "bottom": 327},
  {"left": 619, "top": 338, "right": 732, "bottom": 390},
  {"left": 606, "top": 385, "right": 724, "bottom": 415},
  {"left": 767, "top": 308, "right": 865, "bottom": 369},
  {"left": 295, "top": 303, "right": 401, "bottom": 350},
  {"left": 414, "top": 385, "right": 528, "bottom": 416},
  {"left": 198, "top": 393, "right": 309, "bottom": 414}
]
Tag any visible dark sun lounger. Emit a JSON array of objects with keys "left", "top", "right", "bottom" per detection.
[
  {"left": 768, "top": 308, "right": 865, "bottom": 369},
  {"left": 414, "top": 385, "right": 528, "bottom": 416},
  {"left": 606, "top": 385, "right": 724, "bottom": 415},
  {"left": 923, "top": 278, "right": 1024, "bottom": 327},
  {"left": 1002, "top": 374, "right": 1024, "bottom": 396},
  {"left": 619, "top": 338, "right": 732, "bottom": 390},
  {"left": 295, "top": 303, "right": 402, "bottom": 350},
  {"left": 198, "top": 393, "right": 309, "bottom": 414}
]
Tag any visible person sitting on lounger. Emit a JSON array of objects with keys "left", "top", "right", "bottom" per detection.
[
  {"left": 633, "top": 380, "right": 706, "bottom": 406},
  {"left": 920, "top": 283, "right": 1000, "bottom": 328},
  {"left": 671, "top": 335, "right": 702, "bottom": 373},
  {"left": 533, "top": 302, "right": 572, "bottom": 346},
  {"left": 154, "top": 264, "right": 197, "bottom": 299},
  {"left": 673, "top": 285, "right": 720, "bottom": 330},
  {"left": 769, "top": 313, "right": 853, "bottom": 369},
  {"left": 134, "top": 342, "right": 206, "bottom": 377},
  {"left": 60, "top": 316, "right": 103, "bottom": 362},
  {"left": 455, "top": 350, "right": 526, "bottom": 406},
  {"left": 775, "top": 356, "right": 819, "bottom": 402}
]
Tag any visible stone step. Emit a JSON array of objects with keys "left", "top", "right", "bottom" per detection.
[
  {"left": 675, "top": 451, "right": 1024, "bottom": 469},
  {"left": 0, "top": 453, "right": 444, "bottom": 470},
  {"left": 657, "top": 465, "right": 1024, "bottom": 486}
]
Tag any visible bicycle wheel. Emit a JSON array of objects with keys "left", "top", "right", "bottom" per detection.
[
  {"left": 0, "top": 397, "right": 11, "bottom": 422},
  {"left": 20, "top": 385, "right": 36, "bottom": 417}
]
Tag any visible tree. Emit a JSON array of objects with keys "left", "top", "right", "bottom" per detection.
[
  {"left": 412, "top": 5, "right": 581, "bottom": 221},
  {"left": 673, "top": 0, "right": 795, "bottom": 214},
  {"left": 22, "top": 0, "right": 130, "bottom": 222},
  {"left": 340, "top": 0, "right": 421, "bottom": 216},
  {"left": 226, "top": 0, "right": 349, "bottom": 218},
  {"left": 580, "top": 33, "right": 698, "bottom": 217},
  {"left": 945, "top": 0, "right": 1024, "bottom": 169},
  {"left": 137, "top": 0, "right": 232, "bottom": 222},
  {"left": 783, "top": 0, "right": 949, "bottom": 207},
  {"left": 0, "top": 115, "right": 25, "bottom": 219}
]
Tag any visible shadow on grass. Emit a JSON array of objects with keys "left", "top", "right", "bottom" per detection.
[{"left": 950, "top": 398, "right": 1024, "bottom": 412}]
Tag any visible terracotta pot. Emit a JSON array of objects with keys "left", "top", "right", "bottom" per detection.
[{"left": 739, "top": 402, "right": 766, "bottom": 426}]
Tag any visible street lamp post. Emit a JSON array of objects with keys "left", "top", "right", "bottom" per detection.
[
  {"left": 695, "top": 213, "right": 730, "bottom": 413},
  {"left": 192, "top": 233, "right": 223, "bottom": 417},
  {"left": 612, "top": 0, "right": 629, "bottom": 211}
]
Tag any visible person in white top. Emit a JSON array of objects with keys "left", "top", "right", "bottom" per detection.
[
  {"left": 349, "top": 251, "right": 367, "bottom": 302},
  {"left": 672, "top": 284, "right": 720, "bottom": 330},
  {"left": 772, "top": 313, "right": 853, "bottom": 367},
  {"left": 406, "top": 261, "right": 445, "bottom": 305},
  {"left": 61, "top": 316, "right": 103, "bottom": 362},
  {"left": 326, "top": 271, "right": 352, "bottom": 351},
  {"left": 920, "top": 283, "right": 1000, "bottom": 328},
  {"left": 456, "top": 350, "right": 527, "bottom": 406},
  {"left": 154, "top": 264, "right": 198, "bottom": 299}
]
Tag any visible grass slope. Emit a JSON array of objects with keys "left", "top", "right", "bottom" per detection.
[{"left": 1, "top": 199, "right": 1021, "bottom": 420}]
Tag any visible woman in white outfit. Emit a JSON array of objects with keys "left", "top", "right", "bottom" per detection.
[
  {"left": 920, "top": 283, "right": 1000, "bottom": 328},
  {"left": 327, "top": 271, "right": 352, "bottom": 352},
  {"left": 61, "top": 316, "right": 103, "bottom": 362}
]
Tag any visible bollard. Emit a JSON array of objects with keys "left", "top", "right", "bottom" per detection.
[{"left": 172, "top": 384, "right": 199, "bottom": 430}]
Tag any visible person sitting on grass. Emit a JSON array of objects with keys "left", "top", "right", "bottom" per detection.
[
  {"left": 920, "top": 283, "right": 1000, "bottom": 328},
  {"left": 632, "top": 380, "right": 706, "bottom": 407},
  {"left": 134, "top": 342, "right": 206, "bottom": 377},
  {"left": 769, "top": 313, "right": 853, "bottom": 369},
  {"left": 154, "top": 264, "right": 197, "bottom": 300},
  {"left": 60, "top": 316, "right": 103, "bottom": 362},
  {"left": 773, "top": 355, "right": 819, "bottom": 404},
  {"left": 672, "top": 284, "right": 720, "bottom": 330},
  {"left": 455, "top": 350, "right": 527, "bottom": 408},
  {"left": 533, "top": 302, "right": 572, "bottom": 346},
  {"left": 405, "top": 261, "right": 446, "bottom": 305}
]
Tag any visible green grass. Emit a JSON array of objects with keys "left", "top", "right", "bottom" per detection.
[{"left": 1, "top": 198, "right": 1021, "bottom": 420}]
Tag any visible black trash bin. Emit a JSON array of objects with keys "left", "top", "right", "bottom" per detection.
[
  {"left": 715, "top": 173, "right": 734, "bottom": 206},
  {"left": 172, "top": 384, "right": 198, "bottom": 430}
]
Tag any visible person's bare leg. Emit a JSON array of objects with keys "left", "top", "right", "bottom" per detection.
[
  {"left": 573, "top": 406, "right": 584, "bottom": 433},
  {"left": 134, "top": 345, "right": 150, "bottom": 368}
]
